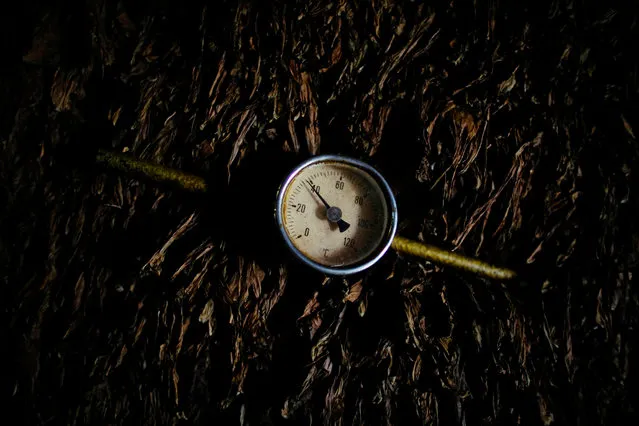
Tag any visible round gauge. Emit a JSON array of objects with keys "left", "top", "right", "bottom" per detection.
[{"left": 276, "top": 155, "right": 398, "bottom": 275}]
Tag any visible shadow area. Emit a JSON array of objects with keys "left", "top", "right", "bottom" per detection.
[{"left": 198, "top": 144, "right": 307, "bottom": 269}]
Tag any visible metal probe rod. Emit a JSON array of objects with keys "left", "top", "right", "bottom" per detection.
[
  {"left": 391, "top": 236, "right": 516, "bottom": 280},
  {"left": 96, "top": 150, "right": 208, "bottom": 193},
  {"left": 95, "top": 150, "right": 516, "bottom": 280}
]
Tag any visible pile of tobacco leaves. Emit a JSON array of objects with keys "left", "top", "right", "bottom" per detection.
[{"left": 1, "top": 0, "right": 638, "bottom": 424}]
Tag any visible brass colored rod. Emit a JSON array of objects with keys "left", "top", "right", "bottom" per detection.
[
  {"left": 391, "top": 236, "right": 517, "bottom": 280},
  {"left": 95, "top": 150, "right": 208, "bottom": 193}
]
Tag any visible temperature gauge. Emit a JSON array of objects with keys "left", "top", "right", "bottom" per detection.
[{"left": 276, "top": 155, "right": 398, "bottom": 275}]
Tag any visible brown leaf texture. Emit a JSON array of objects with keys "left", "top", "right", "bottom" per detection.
[
  {"left": 2, "top": 1, "right": 638, "bottom": 425},
  {"left": 343, "top": 280, "right": 363, "bottom": 303}
]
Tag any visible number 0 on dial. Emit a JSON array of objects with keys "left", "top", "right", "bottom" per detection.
[{"left": 276, "top": 155, "right": 398, "bottom": 275}]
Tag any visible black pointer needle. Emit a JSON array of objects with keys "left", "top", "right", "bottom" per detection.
[
  {"left": 306, "top": 180, "right": 331, "bottom": 209},
  {"left": 305, "top": 180, "right": 351, "bottom": 232},
  {"left": 335, "top": 218, "right": 351, "bottom": 233}
]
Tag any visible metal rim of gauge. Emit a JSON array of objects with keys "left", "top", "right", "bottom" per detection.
[{"left": 275, "top": 155, "right": 398, "bottom": 275}]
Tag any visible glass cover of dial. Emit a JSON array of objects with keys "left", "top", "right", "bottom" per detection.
[{"left": 282, "top": 161, "right": 389, "bottom": 267}]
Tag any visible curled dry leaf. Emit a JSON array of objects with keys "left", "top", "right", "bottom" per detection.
[{"left": 343, "top": 280, "right": 363, "bottom": 303}]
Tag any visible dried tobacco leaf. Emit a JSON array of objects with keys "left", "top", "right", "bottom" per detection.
[{"left": 2, "top": 1, "right": 639, "bottom": 425}]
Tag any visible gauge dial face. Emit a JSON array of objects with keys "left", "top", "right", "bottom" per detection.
[{"left": 278, "top": 157, "right": 396, "bottom": 273}]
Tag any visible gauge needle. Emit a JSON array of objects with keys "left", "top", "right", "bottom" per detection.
[{"left": 305, "top": 179, "right": 351, "bottom": 232}]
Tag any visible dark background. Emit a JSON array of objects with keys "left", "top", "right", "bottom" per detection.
[{"left": 1, "top": 0, "right": 638, "bottom": 424}]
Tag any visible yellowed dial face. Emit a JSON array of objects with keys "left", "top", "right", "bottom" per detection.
[{"left": 281, "top": 161, "right": 390, "bottom": 268}]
